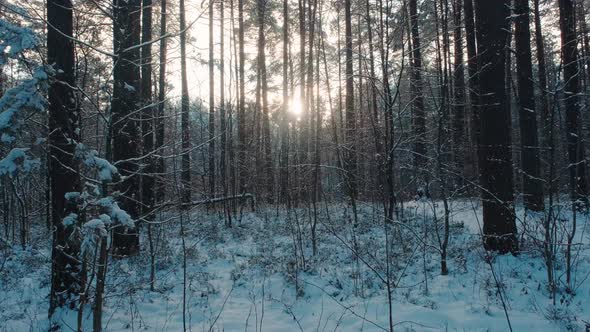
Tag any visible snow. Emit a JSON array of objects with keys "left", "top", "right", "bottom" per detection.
[
  {"left": 76, "top": 144, "right": 119, "bottom": 181},
  {"left": 96, "top": 196, "right": 133, "bottom": 227},
  {"left": 0, "top": 66, "right": 49, "bottom": 141},
  {"left": 0, "top": 147, "right": 40, "bottom": 176},
  {"left": 1, "top": 201, "right": 589, "bottom": 331},
  {"left": 0, "top": 19, "right": 38, "bottom": 64},
  {"left": 62, "top": 213, "right": 78, "bottom": 227}
]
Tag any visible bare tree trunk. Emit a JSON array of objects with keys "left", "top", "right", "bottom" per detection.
[
  {"left": 258, "top": 0, "right": 273, "bottom": 202},
  {"left": 280, "top": 0, "right": 290, "bottom": 205},
  {"left": 112, "top": 0, "right": 141, "bottom": 256},
  {"left": 558, "top": 0, "right": 588, "bottom": 208},
  {"left": 344, "top": 0, "right": 358, "bottom": 223},
  {"left": 238, "top": 0, "right": 247, "bottom": 194},
  {"left": 180, "top": 0, "right": 192, "bottom": 205},
  {"left": 464, "top": 0, "right": 479, "bottom": 181},
  {"left": 533, "top": 0, "right": 550, "bottom": 152},
  {"left": 141, "top": 0, "right": 156, "bottom": 291},
  {"left": 93, "top": 236, "right": 108, "bottom": 332},
  {"left": 141, "top": 0, "right": 155, "bottom": 213},
  {"left": 380, "top": 0, "right": 396, "bottom": 221},
  {"left": 514, "top": 0, "right": 544, "bottom": 212},
  {"left": 409, "top": 0, "right": 427, "bottom": 195},
  {"left": 47, "top": 0, "right": 81, "bottom": 316},
  {"left": 209, "top": 0, "right": 216, "bottom": 200},
  {"left": 156, "top": 0, "right": 168, "bottom": 202},
  {"left": 219, "top": 0, "right": 232, "bottom": 226},
  {"left": 474, "top": 0, "right": 518, "bottom": 254},
  {"left": 452, "top": 0, "right": 466, "bottom": 178}
]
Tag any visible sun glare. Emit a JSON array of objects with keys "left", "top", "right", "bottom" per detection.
[{"left": 290, "top": 98, "right": 302, "bottom": 115}]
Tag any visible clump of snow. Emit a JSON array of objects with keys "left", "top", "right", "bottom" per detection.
[
  {"left": 96, "top": 196, "right": 133, "bottom": 228},
  {"left": 80, "top": 217, "right": 109, "bottom": 254},
  {"left": 0, "top": 67, "right": 49, "bottom": 142},
  {"left": 62, "top": 213, "right": 78, "bottom": 227},
  {"left": 0, "top": 18, "right": 38, "bottom": 64},
  {"left": 0, "top": 147, "right": 40, "bottom": 176},
  {"left": 76, "top": 144, "right": 119, "bottom": 181}
]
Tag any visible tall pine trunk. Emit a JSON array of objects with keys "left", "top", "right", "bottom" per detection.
[
  {"left": 47, "top": 0, "right": 81, "bottom": 315},
  {"left": 558, "top": 0, "right": 588, "bottom": 208},
  {"left": 280, "top": 0, "right": 290, "bottom": 205},
  {"left": 409, "top": 0, "right": 427, "bottom": 194},
  {"left": 180, "top": 0, "right": 192, "bottom": 204},
  {"left": 464, "top": 0, "right": 479, "bottom": 181},
  {"left": 258, "top": 0, "right": 273, "bottom": 202},
  {"left": 156, "top": 0, "right": 168, "bottom": 202},
  {"left": 344, "top": 0, "right": 358, "bottom": 222},
  {"left": 112, "top": 0, "right": 141, "bottom": 256},
  {"left": 141, "top": 0, "right": 155, "bottom": 217},
  {"left": 452, "top": 0, "right": 466, "bottom": 177},
  {"left": 238, "top": 0, "right": 247, "bottom": 194},
  {"left": 209, "top": 0, "right": 216, "bottom": 199},
  {"left": 514, "top": 0, "right": 544, "bottom": 212},
  {"left": 474, "top": 0, "right": 518, "bottom": 254}
]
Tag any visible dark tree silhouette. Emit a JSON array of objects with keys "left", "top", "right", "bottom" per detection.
[
  {"left": 474, "top": 0, "right": 518, "bottom": 254},
  {"left": 515, "top": 0, "right": 544, "bottom": 211},
  {"left": 112, "top": 0, "right": 141, "bottom": 256},
  {"left": 47, "top": 0, "right": 82, "bottom": 315}
]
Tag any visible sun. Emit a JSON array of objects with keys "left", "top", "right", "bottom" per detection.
[{"left": 290, "top": 97, "right": 302, "bottom": 115}]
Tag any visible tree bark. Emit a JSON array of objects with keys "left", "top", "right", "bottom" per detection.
[
  {"left": 344, "top": 0, "right": 358, "bottom": 215},
  {"left": 452, "top": 0, "right": 466, "bottom": 176},
  {"left": 258, "top": 0, "right": 273, "bottom": 202},
  {"left": 47, "top": 0, "right": 82, "bottom": 316},
  {"left": 514, "top": 0, "right": 544, "bottom": 211},
  {"left": 464, "top": 0, "right": 479, "bottom": 180},
  {"left": 141, "top": 0, "right": 155, "bottom": 218},
  {"left": 280, "top": 0, "right": 290, "bottom": 205},
  {"left": 156, "top": 0, "right": 168, "bottom": 202},
  {"left": 558, "top": 0, "right": 588, "bottom": 208},
  {"left": 474, "top": 0, "right": 518, "bottom": 254},
  {"left": 238, "top": 0, "right": 247, "bottom": 194},
  {"left": 112, "top": 0, "right": 142, "bottom": 256},
  {"left": 409, "top": 0, "right": 427, "bottom": 193},
  {"left": 180, "top": 0, "right": 192, "bottom": 205},
  {"left": 209, "top": 0, "right": 216, "bottom": 200}
]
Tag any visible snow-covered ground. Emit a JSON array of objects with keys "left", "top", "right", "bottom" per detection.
[{"left": 1, "top": 199, "right": 589, "bottom": 331}]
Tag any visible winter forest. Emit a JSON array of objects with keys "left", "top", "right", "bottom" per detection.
[{"left": 2, "top": 0, "right": 590, "bottom": 330}]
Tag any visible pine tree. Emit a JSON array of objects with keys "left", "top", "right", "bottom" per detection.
[
  {"left": 474, "top": 0, "right": 518, "bottom": 254},
  {"left": 47, "top": 0, "right": 82, "bottom": 314},
  {"left": 558, "top": 0, "right": 588, "bottom": 208},
  {"left": 514, "top": 0, "right": 544, "bottom": 211},
  {"left": 112, "top": 0, "right": 142, "bottom": 256}
]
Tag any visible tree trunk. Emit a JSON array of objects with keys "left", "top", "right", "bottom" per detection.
[
  {"left": 532, "top": 0, "right": 550, "bottom": 145},
  {"left": 452, "top": 0, "right": 466, "bottom": 177},
  {"left": 558, "top": 0, "right": 588, "bottom": 208},
  {"left": 344, "top": 0, "right": 358, "bottom": 219},
  {"left": 464, "top": 0, "right": 479, "bottom": 181},
  {"left": 219, "top": 0, "right": 232, "bottom": 226},
  {"left": 409, "top": 0, "right": 427, "bottom": 194},
  {"left": 156, "top": 0, "right": 168, "bottom": 202},
  {"left": 141, "top": 0, "right": 155, "bottom": 218},
  {"left": 112, "top": 0, "right": 141, "bottom": 256},
  {"left": 474, "top": 0, "right": 518, "bottom": 254},
  {"left": 258, "top": 0, "right": 273, "bottom": 202},
  {"left": 47, "top": 0, "right": 81, "bottom": 316},
  {"left": 514, "top": 0, "right": 544, "bottom": 212},
  {"left": 180, "top": 0, "right": 192, "bottom": 204},
  {"left": 209, "top": 0, "right": 216, "bottom": 200},
  {"left": 238, "top": 0, "right": 247, "bottom": 194},
  {"left": 280, "top": 0, "right": 290, "bottom": 205}
]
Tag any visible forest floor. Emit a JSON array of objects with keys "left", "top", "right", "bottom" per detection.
[{"left": 1, "top": 199, "right": 590, "bottom": 331}]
